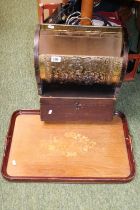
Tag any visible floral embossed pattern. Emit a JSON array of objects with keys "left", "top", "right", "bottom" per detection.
[{"left": 39, "top": 54, "right": 123, "bottom": 85}]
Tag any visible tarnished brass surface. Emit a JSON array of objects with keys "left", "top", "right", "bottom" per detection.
[
  {"left": 39, "top": 54, "right": 123, "bottom": 85},
  {"left": 41, "top": 24, "right": 123, "bottom": 33},
  {"left": 36, "top": 24, "right": 125, "bottom": 86}
]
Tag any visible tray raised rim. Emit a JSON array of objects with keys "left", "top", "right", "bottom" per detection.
[{"left": 1, "top": 109, "right": 135, "bottom": 183}]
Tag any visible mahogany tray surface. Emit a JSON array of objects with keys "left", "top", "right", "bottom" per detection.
[{"left": 1, "top": 110, "right": 135, "bottom": 183}]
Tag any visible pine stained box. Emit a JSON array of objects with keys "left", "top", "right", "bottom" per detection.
[{"left": 40, "top": 85, "right": 116, "bottom": 122}]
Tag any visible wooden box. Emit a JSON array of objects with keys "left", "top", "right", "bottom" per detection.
[{"left": 40, "top": 85, "right": 116, "bottom": 122}]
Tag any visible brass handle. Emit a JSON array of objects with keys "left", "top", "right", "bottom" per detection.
[{"left": 75, "top": 102, "right": 82, "bottom": 110}]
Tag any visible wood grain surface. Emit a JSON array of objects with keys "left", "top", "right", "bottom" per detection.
[
  {"left": 40, "top": 97, "right": 115, "bottom": 122},
  {"left": 6, "top": 114, "right": 131, "bottom": 178}
]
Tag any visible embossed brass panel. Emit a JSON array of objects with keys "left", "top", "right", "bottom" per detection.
[{"left": 37, "top": 24, "right": 125, "bottom": 85}]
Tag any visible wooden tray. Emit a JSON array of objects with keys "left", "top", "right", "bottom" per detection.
[{"left": 1, "top": 110, "right": 135, "bottom": 183}]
